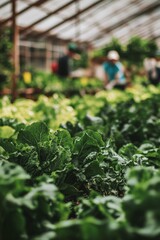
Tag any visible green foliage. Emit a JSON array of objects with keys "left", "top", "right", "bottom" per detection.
[
  {"left": 0, "top": 28, "right": 12, "bottom": 72},
  {"left": 0, "top": 27, "right": 13, "bottom": 88},
  {"left": 73, "top": 51, "right": 88, "bottom": 69},
  {"left": 19, "top": 70, "right": 104, "bottom": 94},
  {"left": 0, "top": 122, "right": 73, "bottom": 178},
  {"left": 122, "top": 167, "right": 160, "bottom": 239},
  {"left": 103, "top": 38, "right": 125, "bottom": 58},
  {"left": 92, "top": 38, "right": 124, "bottom": 59},
  {"left": 0, "top": 160, "right": 69, "bottom": 240},
  {"left": 1, "top": 86, "right": 160, "bottom": 239},
  {"left": 91, "top": 36, "right": 158, "bottom": 68},
  {"left": 126, "top": 36, "right": 158, "bottom": 66}
]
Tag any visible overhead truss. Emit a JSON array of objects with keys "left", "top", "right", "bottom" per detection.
[{"left": 0, "top": 0, "right": 159, "bottom": 47}]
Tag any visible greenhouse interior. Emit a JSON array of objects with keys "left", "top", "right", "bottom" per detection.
[{"left": 0, "top": 0, "right": 160, "bottom": 239}]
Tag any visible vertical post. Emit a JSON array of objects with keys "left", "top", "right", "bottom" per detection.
[
  {"left": 11, "top": 0, "right": 19, "bottom": 101},
  {"left": 75, "top": 0, "right": 80, "bottom": 41},
  {"left": 46, "top": 38, "right": 52, "bottom": 72},
  {"left": 25, "top": 44, "right": 31, "bottom": 69}
]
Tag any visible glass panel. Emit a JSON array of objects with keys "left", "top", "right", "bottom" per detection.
[
  {"left": 35, "top": 15, "right": 63, "bottom": 30},
  {"left": 43, "top": 0, "right": 71, "bottom": 11},
  {"left": 0, "top": 0, "right": 159, "bottom": 49},
  {"left": 0, "top": 0, "right": 9, "bottom": 5},
  {"left": 17, "top": 1, "right": 29, "bottom": 12},
  {"left": 52, "top": 20, "right": 75, "bottom": 34},
  {"left": 17, "top": 7, "right": 46, "bottom": 26},
  {"left": 0, "top": 3, "right": 11, "bottom": 18}
]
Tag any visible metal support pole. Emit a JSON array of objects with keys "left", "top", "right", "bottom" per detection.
[
  {"left": 75, "top": 0, "right": 80, "bottom": 42},
  {"left": 11, "top": 0, "right": 19, "bottom": 101},
  {"left": 46, "top": 39, "right": 52, "bottom": 71}
]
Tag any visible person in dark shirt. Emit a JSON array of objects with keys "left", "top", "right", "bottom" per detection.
[{"left": 57, "top": 43, "right": 80, "bottom": 78}]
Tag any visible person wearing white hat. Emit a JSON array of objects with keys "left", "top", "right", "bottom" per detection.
[{"left": 103, "top": 50, "right": 126, "bottom": 90}]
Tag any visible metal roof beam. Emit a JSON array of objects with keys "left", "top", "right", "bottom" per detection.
[
  {"left": 0, "top": 0, "right": 48, "bottom": 26},
  {"left": 73, "top": 0, "right": 134, "bottom": 41},
  {"left": 55, "top": 1, "right": 111, "bottom": 38},
  {"left": 0, "top": 0, "right": 10, "bottom": 9},
  {"left": 20, "top": 0, "right": 76, "bottom": 36},
  {"left": 91, "top": 0, "right": 160, "bottom": 42},
  {"left": 116, "top": 15, "right": 160, "bottom": 42},
  {"left": 57, "top": 1, "right": 131, "bottom": 43},
  {"left": 152, "top": 34, "right": 160, "bottom": 40},
  {"left": 34, "top": 0, "right": 105, "bottom": 38}
]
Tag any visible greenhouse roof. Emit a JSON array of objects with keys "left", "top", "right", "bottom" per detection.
[{"left": 0, "top": 0, "right": 160, "bottom": 47}]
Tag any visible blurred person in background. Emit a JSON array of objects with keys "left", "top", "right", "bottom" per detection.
[
  {"left": 144, "top": 55, "right": 160, "bottom": 85},
  {"left": 56, "top": 43, "right": 81, "bottom": 78},
  {"left": 103, "top": 50, "right": 127, "bottom": 90}
]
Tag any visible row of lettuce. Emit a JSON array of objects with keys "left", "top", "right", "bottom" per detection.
[
  {"left": 1, "top": 69, "right": 104, "bottom": 93},
  {"left": 1, "top": 85, "right": 160, "bottom": 239}
]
